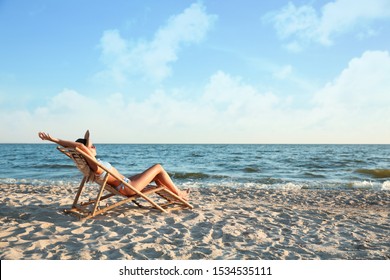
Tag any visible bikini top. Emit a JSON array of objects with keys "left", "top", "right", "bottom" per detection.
[
  {"left": 97, "top": 158, "right": 112, "bottom": 169},
  {"left": 95, "top": 159, "right": 112, "bottom": 185}
]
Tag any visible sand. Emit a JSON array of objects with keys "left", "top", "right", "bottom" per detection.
[{"left": 0, "top": 183, "right": 389, "bottom": 260}]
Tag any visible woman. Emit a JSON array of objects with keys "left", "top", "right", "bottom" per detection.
[{"left": 38, "top": 131, "right": 189, "bottom": 201}]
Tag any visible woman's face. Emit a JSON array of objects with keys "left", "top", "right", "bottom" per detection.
[{"left": 88, "top": 142, "right": 97, "bottom": 156}]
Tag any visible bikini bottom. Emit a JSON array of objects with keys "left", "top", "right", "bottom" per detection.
[{"left": 116, "top": 177, "right": 131, "bottom": 192}]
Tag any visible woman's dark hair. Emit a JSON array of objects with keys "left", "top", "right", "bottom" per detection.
[
  {"left": 76, "top": 130, "right": 90, "bottom": 146},
  {"left": 75, "top": 138, "right": 87, "bottom": 145}
]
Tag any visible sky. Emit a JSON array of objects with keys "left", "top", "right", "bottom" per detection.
[{"left": 1, "top": 0, "right": 390, "bottom": 144}]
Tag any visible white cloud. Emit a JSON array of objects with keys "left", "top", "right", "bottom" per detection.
[
  {"left": 310, "top": 50, "right": 390, "bottom": 141},
  {"left": 266, "top": 0, "right": 390, "bottom": 49},
  {"left": 98, "top": 30, "right": 129, "bottom": 84},
  {"left": 314, "top": 50, "right": 390, "bottom": 108},
  {"left": 203, "top": 71, "right": 280, "bottom": 115},
  {"left": 0, "top": 71, "right": 287, "bottom": 143},
  {"left": 268, "top": 3, "right": 319, "bottom": 42},
  {"left": 2, "top": 51, "right": 390, "bottom": 143},
  {"left": 97, "top": 2, "right": 217, "bottom": 84}
]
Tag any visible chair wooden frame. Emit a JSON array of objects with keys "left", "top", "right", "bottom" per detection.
[{"left": 57, "top": 146, "right": 193, "bottom": 220}]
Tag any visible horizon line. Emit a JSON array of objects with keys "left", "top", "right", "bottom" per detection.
[{"left": 0, "top": 142, "right": 389, "bottom": 145}]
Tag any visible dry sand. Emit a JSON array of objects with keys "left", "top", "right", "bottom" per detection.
[{"left": 0, "top": 183, "right": 389, "bottom": 260}]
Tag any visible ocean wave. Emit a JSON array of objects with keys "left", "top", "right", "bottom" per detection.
[
  {"left": 380, "top": 181, "right": 390, "bottom": 190},
  {"left": 171, "top": 172, "right": 227, "bottom": 180},
  {"left": 1, "top": 177, "right": 390, "bottom": 191},
  {"left": 348, "top": 180, "right": 376, "bottom": 189},
  {"left": 190, "top": 152, "right": 204, "bottom": 158},
  {"left": 347, "top": 180, "right": 390, "bottom": 191},
  {"left": 31, "top": 164, "right": 75, "bottom": 169},
  {"left": 355, "top": 169, "right": 390, "bottom": 178},
  {"left": 0, "top": 178, "right": 79, "bottom": 187},
  {"left": 302, "top": 172, "right": 326, "bottom": 179},
  {"left": 242, "top": 167, "right": 261, "bottom": 173},
  {"left": 273, "top": 182, "right": 304, "bottom": 190}
]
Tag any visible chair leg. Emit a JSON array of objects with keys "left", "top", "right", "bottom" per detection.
[
  {"left": 72, "top": 176, "right": 88, "bottom": 208},
  {"left": 91, "top": 173, "right": 109, "bottom": 216}
]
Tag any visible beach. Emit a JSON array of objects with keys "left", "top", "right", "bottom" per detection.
[{"left": 1, "top": 183, "right": 389, "bottom": 260}]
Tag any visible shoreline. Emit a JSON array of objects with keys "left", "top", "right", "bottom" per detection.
[{"left": 0, "top": 184, "right": 389, "bottom": 260}]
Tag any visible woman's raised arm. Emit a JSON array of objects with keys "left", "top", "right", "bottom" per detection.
[
  {"left": 38, "top": 132, "right": 82, "bottom": 148},
  {"left": 38, "top": 131, "right": 100, "bottom": 173}
]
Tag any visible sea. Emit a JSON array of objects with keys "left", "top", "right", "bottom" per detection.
[{"left": 0, "top": 144, "right": 389, "bottom": 191}]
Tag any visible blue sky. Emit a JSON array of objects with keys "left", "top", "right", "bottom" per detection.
[{"left": 1, "top": 0, "right": 390, "bottom": 143}]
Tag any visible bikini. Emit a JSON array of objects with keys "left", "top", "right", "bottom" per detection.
[{"left": 95, "top": 159, "right": 130, "bottom": 192}]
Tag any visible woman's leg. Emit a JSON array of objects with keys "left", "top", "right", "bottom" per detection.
[{"left": 127, "top": 164, "right": 189, "bottom": 200}]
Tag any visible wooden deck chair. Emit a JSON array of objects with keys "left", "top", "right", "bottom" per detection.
[{"left": 57, "top": 146, "right": 193, "bottom": 220}]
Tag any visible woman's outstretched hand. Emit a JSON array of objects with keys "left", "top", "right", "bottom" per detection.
[{"left": 38, "top": 132, "right": 55, "bottom": 142}]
